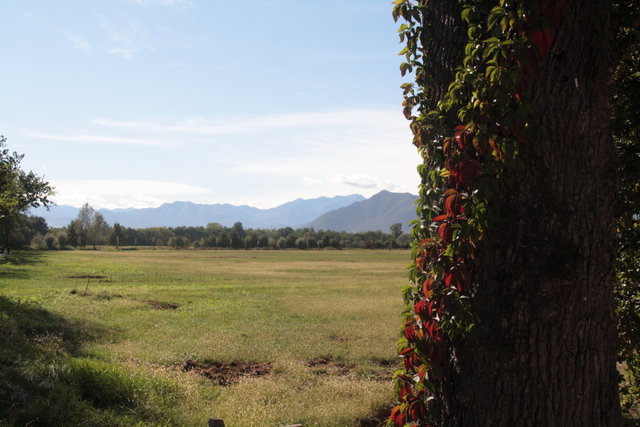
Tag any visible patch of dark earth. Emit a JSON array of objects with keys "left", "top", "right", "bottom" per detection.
[
  {"left": 180, "top": 360, "right": 272, "bottom": 386},
  {"left": 66, "top": 275, "right": 108, "bottom": 279},
  {"left": 328, "top": 334, "right": 354, "bottom": 342},
  {"left": 146, "top": 300, "right": 179, "bottom": 310},
  {"left": 307, "top": 356, "right": 354, "bottom": 376},
  {"left": 369, "top": 358, "right": 399, "bottom": 381}
]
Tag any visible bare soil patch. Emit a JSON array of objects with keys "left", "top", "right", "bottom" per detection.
[
  {"left": 66, "top": 274, "right": 108, "bottom": 279},
  {"left": 180, "top": 359, "right": 272, "bottom": 385},
  {"left": 307, "top": 356, "right": 354, "bottom": 376},
  {"left": 328, "top": 334, "right": 353, "bottom": 342},
  {"left": 146, "top": 300, "right": 179, "bottom": 310},
  {"left": 370, "top": 358, "right": 398, "bottom": 381}
]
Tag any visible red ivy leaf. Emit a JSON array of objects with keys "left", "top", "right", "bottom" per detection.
[
  {"left": 404, "top": 323, "right": 416, "bottom": 342},
  {"left": 422, "top": 278, "right": 434, "bottom": 298},
  {"left": 399, "top": 347, "right": 413, "bottom": 357},
  {"left": 438, "top": 223, "right": 453, "bottom": 243},
  {"left": 445, "top": 194, "right": 464, "bottom": 218},
  {"left": 424, "top": 319, "right": 440, "bottom": 340},
  {"left": 404, "top": 352, "right": 419, "bottom": 371},
  {"left": 454, "top": 125, "right": 467, "bottom": 134},
  {"left": 417, "top": 363, "right": 429, "bottom": 382},
  {"left": 389, "top": 406, "right": 405, "bottom": 426},
  {"left": 447, "top": 158, "right": 482, "bottom": 187}
]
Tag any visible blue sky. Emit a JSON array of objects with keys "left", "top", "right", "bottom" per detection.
[{"left": 1, "top": 0, "right": 418, "bottom": 209}]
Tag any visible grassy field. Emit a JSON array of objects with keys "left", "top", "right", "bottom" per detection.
[{"left": 0, "top": 249, "right": 409, "bottom": 426}]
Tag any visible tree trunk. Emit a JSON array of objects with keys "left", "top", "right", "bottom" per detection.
[{"left": 429, "top": 1, "right": 622, "bottom": 425}]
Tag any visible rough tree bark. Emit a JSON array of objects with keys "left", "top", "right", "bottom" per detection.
[{"left": 422, "top": 1, "right": 622, "bottom": 425}]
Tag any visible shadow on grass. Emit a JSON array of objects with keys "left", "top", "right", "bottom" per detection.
[
  {"left": 0, "top": 249, "right": 45, "bottom": 266},
  {"left": 0, "top": 268, "right": 32, "bottom": 280},
  {"left": 0, "top": 295, "right": 180, "bottom": 426},
  {"left": 0, "top": 250, "right": 46, "bottom": 280}
]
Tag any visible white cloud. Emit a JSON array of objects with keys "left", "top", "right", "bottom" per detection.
[
  {"left": 302, "top": 177, "right": 323, "bottom": 185},
  {"left": 28, "top": 132, "right": 175, "bottom": 147},
  {"left": 52, "top": 179, "right": 210, "bottom": 209},
  {"left": 100, "top": 21, "right": 153, "bottom": 59},
  {"left": 55, "top": 28, "right": 92, "bottom": 53},
  {"left": 92, "top": 110, "right": 407, "bottom": 137},
  {"left": 332, "top": 174, "right": 379, "bottom": 189}
]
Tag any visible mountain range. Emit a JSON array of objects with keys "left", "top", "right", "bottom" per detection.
[{"left": 31, "top": 191, "right": 418, "bottom": 232}]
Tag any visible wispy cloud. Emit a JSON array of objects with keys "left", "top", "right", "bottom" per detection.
[
  {"left": 55, "top": 27, "right": 93, "bottom": 53},
  {"left": 92, "top": 110, "right": 407, "bottom": 138},
  {"left": 100, "top": 20, "right": 153, "bottom": 59},
  {"left": 332, "top": 174, "right": 379, "bottom": 189},
  {"left": 28, "top": 132, "right": 174, "bottom": 147},
  {"left": 24, "top": 12, "right": 93, "bottom": 54},
  {"left": 331, "top": 174, "right": 401, "bottom": 190},
  {"left": 52, "top": 179, "right": 209, "bottom": 209}
]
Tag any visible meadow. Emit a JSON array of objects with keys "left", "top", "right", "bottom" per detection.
[{"left": 0, "top": 249, "right": 409, "bottom": 426}]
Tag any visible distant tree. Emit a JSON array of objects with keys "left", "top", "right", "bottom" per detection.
[
  {"left": 67, "top": 204, "right": 110, "bottom": 249},
  {"left": 295, "top": 237, "right": 307, "bottom": 250},
  {"left": 30, "top": 232, "right": 46, "bottom": 249},
  {"left": 26, "top": 216, "right": 48, "bottom": 237},
  {"left": 44, "top": 233, "right": 56, "bottom": 250},
  {"left": 389, "top": 223, "right": 403, "bottom": 239},
  {"left": 109, "top": 222, "right": 126, "bottom": 248},
  {"left": 395, "top": 233, "right": 411, "bottom": 249},
  {"left": 168, "top": 236, "right": 189, "bottom": 249},
  {"left": 225, "top": 222, "right": 245, "bottom": 249},
  {"left": 243, "top": 233, "right": 257, "bottom": 249},
  {"left": 56, "top": 232, "right": 67, "bottom": 249},
  {"left": 217, "top": 231, "right": 229, "bottom": 248},
  {"left": 278, "top": 226, "right": 294, "bottom": 237},
  {"left": 231, "top": 221, "right": 245, "bottom": 239},
  {"left": 306, "top": 236, "right": 317, "bottom": 249},
  {"left": 10, "top": 215, "right": 50, "bottom": 249},
  {"left": 0, "top": 136, "right": 53, "bottom": 252},
  {"left": 285, "top": 233, "right": 297, "bottom": 248},
  {"left": 206, "top": 222, "right": 224, "bottom": 232},
  {"left": 89, "top": 212, "right": 109, "bottom": 249},
  {"left": 319, "top": 234, "right": 330, "bottom": 248},
  {"left": 257, "top": 234, "right": 269, "bottom": 248},
  {"left": 69, "top": 204, "right": 93, "bottom": 248},
  {"left": 202, "top": 235, "right": 216, "bottom": 248}
]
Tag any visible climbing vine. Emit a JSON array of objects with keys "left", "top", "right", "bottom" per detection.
[{"left": 390, "top": 0, "right": 555, "bottom": 424}]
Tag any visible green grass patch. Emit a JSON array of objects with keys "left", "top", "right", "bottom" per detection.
[{"left": 0, "top": 249, "right": 408, "bottom": 426}]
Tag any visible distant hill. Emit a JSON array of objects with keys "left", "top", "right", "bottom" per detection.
[
  {"left": 307, "top": 190, "right": 417, "bottom": 233},
  {"left": 30, "top": 194, "right": 366, "bottom": 229}
]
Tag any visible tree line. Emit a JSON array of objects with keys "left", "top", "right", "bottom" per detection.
[{"left": 24, "top": 203, "right": 411, "bottom": 251}]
